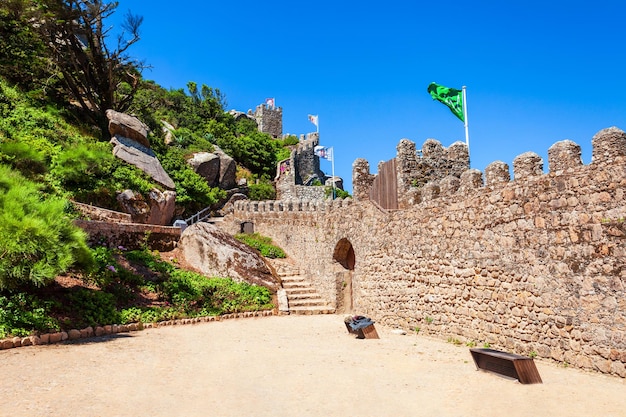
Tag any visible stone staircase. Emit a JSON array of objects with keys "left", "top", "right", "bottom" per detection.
[{"left": 271, "top": 260, "right": 335, "bottom": 315}]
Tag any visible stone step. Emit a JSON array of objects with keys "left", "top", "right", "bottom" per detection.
[
  {"left": 288, "top": 306, "right": 336, "bottom": 315},
  {"left": 286, "top": 292, "right": 323, "bottom": 300},
  {"left": 277, "top": 269, "right": 301, "bottom": 277},
  {"left": 289, "top": 298, "right": 326, "bottom": 307},
  {"left": 284, "top": 289, "right": 318, "bottom": 297},
  {"left": 280, "top": 274, "right": 306, "bottom": 281},
  {"left": 283, "top": 281, "right": 313, "bottom": 290}
]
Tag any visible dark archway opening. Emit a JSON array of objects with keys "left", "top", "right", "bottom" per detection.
[{"left": 333, "top": 238, "right": 355, "bottom": 314}]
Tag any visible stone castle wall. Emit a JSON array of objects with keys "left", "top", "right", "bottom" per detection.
[{"left": 223, "top": 127, "right": 626, "bottom": 377}]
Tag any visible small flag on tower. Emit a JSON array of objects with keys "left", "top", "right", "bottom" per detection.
[
  {"left": 308, "top": 114, "right": 319, "bottom": 127},
  {"left": 265, "top": 98, "right": 275, "bottom": 108},
  {"left": 314, "top": 145, "right": 333, "bottom": 162}
]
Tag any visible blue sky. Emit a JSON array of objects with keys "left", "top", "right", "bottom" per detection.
[{"left": 110, "top": 1, "right": 626, "bottom": 193}]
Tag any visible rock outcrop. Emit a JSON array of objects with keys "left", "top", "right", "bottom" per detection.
[
  {"left": 214, "top": 145, "right": 237, "bottom": 189},
  {"left": 187, "top": 152, "right": 221, "bottom": 186},
  {"left": 187, "top": 145, "right": 237, "bottom": 189},
  {"left": 178, "top": 222, "right": 280, "bottom": 291},
  {"left": 106, "top": 109, "right": 151, "bottom": 148},
  {"left": 107, "top": 110, "right": 176, "bottom": 190},
  {"left": 116, "top": 188, "right": 176, "bottom": 225}
]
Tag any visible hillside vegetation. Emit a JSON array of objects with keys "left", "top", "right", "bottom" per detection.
[{"left": 0, "top": 0, "right": 295, "bottom": 337}]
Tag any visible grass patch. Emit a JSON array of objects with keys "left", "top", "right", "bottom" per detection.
[{"left": 234, "top": 233, "right": 286, "bottom": 258}]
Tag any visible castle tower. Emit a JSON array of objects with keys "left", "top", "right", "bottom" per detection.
[{"left": 254, "top": 104, "right": 283, "bottom": 138}]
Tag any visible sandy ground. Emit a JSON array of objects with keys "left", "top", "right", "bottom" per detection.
[{"left": 1, "top": 314, "right": 624, "bottom": 417}]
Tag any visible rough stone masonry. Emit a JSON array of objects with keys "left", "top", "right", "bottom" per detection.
[{"left": 224, "top": 127, "right": 626, "bottom": 377}]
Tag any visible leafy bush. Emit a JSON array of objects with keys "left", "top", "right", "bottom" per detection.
[
  {"left": 0, "top": 165, "right": 93, "bottom": 290},
  {"left": 201, "top": 277, "right": 273, "bottom": 314},
  {"left": 0, "top": 293, "right": 59, "bottom": 338},
  {"left": 67, "top": 289, "right": 120, "bottom": 327},
  {"left": 161, "top": 147, "right": 226, "bottom": 212},
  {"left": 119, "top": 306, "right": 183, "bottom": 324},
  {"left": 325, "top": 186, "right": 352, "bottom": 199},
  {"left": 248, "top": 182, "right": 276, "bottom": 201},
  {"left": 50, "top": 142, "right": 115, "bottom": 189},
  {"left": 281, "top": 135, "right": 299, "bottom": 146},
  {"left": 171, "top": 127, "right": 214, "bottom": 152},
  {"left": 0, "top": 140, "right": 47, "bottom": 176},
  {"left": 216, "top": 131, "right": 278, "bottom": 177},
  {"left": 234, "top": 233, "right": 286, "bottom": 259}
]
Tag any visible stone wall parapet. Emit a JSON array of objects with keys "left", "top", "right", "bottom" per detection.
[{"left": 234, "top": 197, "right": 353, "bottom": 215}]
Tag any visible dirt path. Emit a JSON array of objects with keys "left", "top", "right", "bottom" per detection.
[{"left": 1, "top": 314, "right": 624, "bottom": 417}]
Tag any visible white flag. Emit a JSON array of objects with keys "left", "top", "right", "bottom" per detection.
[
  {"left": 308, "top": 114, "right": 319, "bottom": 127},
  {"left": 265, "top": 98, "right": 275, "bottom": 108}
]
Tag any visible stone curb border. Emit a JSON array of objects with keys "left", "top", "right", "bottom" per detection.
[{"left": 0, "top": 310, "right": 276, "bottom": 350}]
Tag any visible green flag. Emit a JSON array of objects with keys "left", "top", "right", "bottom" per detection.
[{"left": 427, "top": 82, "right": 464, "bottom": 122}]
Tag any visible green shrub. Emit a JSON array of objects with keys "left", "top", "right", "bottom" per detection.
[
  {"left": 201, "top": 277, "right": 273, "bottom": 314},
  {"left": 281, "top": 135, "right": 299, "bottom": 146},
  {"left": 0, "top": 293, "right": 59, "bottom": 338},
  {"left": 0, "top": 165, "right": 93, "bottom": 290},
  {"left": 119, "top": 306, "right": 183, "bottom": 324},
  {"left": 50, "top": 142, "right": 115, "bottom": 188},
  {"left": 324, "top": 186, "right": 351, "bottom": 199},
  {"left": 67, "top": 289, "right": 120, "bottom": 327},
  {"left": 0, "top": 141, "right": 47, "bottom": 177},
  {"left": 161, "top": 268, "right": 274, "bottom": 315},
  {"left": 234, "top": 233, "right": 286, "bottom": 258},
  {"left": 248, "top": 182, "right": 276, "bottom": 201},
  {"left": 160, "top": 147, "right": 226, "bottom": 212},
  {"left": 125, "top": 249, "right": 175, "bottom": 274}
]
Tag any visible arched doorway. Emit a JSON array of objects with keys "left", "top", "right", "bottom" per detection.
[{"left": 333, "top": 238, "right": 355, "bottom": 314}]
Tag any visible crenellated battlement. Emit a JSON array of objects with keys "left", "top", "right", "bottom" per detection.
[
  {"left": 354, "top": 126, "right": 626, "bottom": 208},
  {"left": 233, "top": 196, "right": 353, "bottom": 214},
  {"left": 293, "top": 133, "right": 319, "bottom": 155}
]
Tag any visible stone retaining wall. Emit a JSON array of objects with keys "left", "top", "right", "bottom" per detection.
[
  {"left": 72, "top": 202, "right": 132, "bottom": 223},
  {"left": 76, "top": 220, "right": 182, "bottom": 251},
  {"left": 224, "top": 127, "right": 626, "bottom": 377}
]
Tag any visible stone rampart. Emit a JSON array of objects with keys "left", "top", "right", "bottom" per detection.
[{"left": 223, "top": 127, "right": 626, "bottom": 377}]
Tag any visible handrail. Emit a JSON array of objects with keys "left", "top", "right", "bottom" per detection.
[{"left": 184, "top": 206, "right": 212, "bottom": 226}]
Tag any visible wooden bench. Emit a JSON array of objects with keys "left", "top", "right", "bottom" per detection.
[{"left": 469, "top": 348, "right": 542, "bottom": 384}]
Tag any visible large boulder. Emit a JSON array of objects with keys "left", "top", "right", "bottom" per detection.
[
  {"left": 111, "top": 135, "right": 175, "bottom": 190},
  {"left": 178, "top": 222, "right": 280, "bottom": 291},
  {"left": 214, "top": 145, "right": 237, "bottom": 189},
  {"left": 186, "top": 146, "right": 237, "bottom": 189},
  {"left": 106, "top": 109, "right": 151, "bottom": 148},
  {"left": 117, "top": 190, "right": 149, "bottom": 223},
  {"left": 147, "top": 189, "right": 177, "bottom": 225},
  {"left": 187, "top": 152, "right": 221, "bottom": 187},
  {"left": 116, "top": 189, "right": 176, "bottom": 225}
]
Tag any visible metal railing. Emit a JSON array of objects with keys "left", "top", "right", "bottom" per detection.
[{"left": 184, "top": 206, "right": 212, "bottom": 226}]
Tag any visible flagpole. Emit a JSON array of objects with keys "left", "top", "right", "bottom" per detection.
[
  {"left": 316, "top": 115, "right": 319, "bottom": 133},
  {"left": 331, "top": 147, "right": 336, "bottom": 199},
  {"left": 462, "top": 86, "right": 470, "bottom": 158}
]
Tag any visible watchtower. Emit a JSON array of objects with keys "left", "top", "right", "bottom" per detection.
[{"left": 254, "top": 103, "right": 283, "bottom": 138}]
